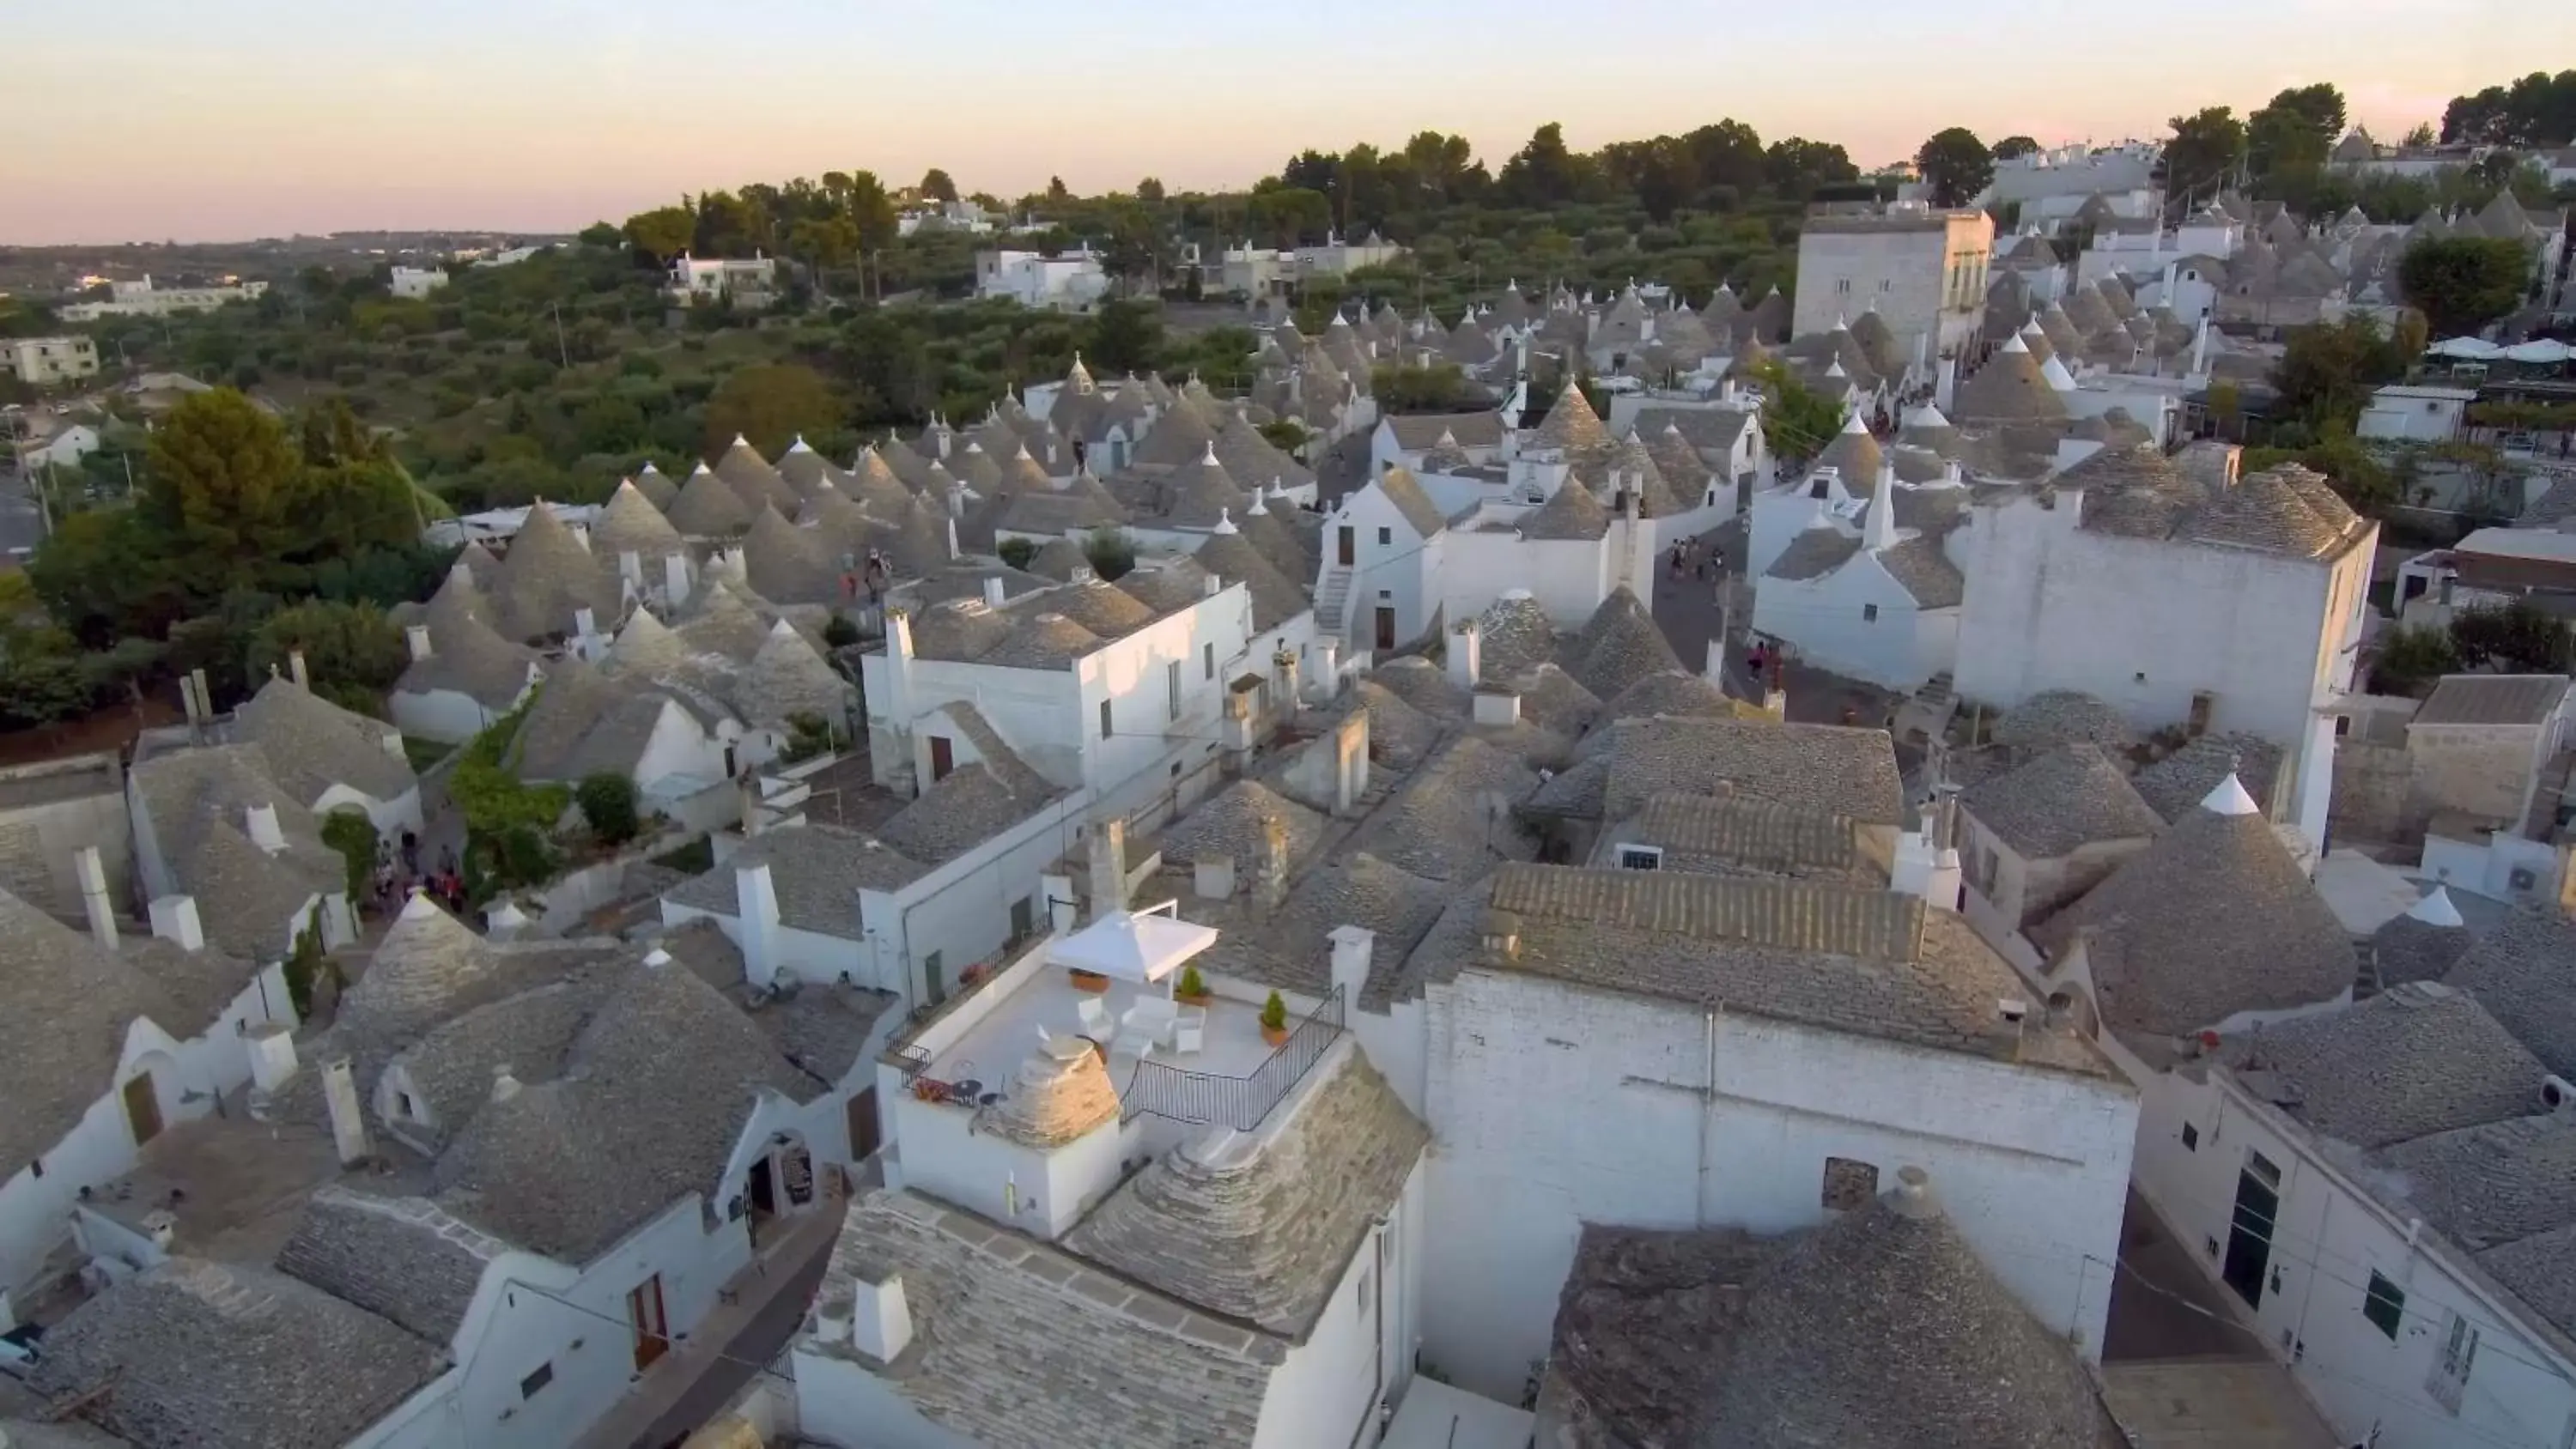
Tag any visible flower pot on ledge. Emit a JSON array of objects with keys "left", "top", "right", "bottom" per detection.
[
  {"left": 1261, "top": 1022, "right": 1291, "bottom": 1048},
  {"left": 1069, "top": 968, "right": 1109, "bottom": 994},
  {"left": 1176, "top": 989, "right": 1213, "bottom": 1010}
]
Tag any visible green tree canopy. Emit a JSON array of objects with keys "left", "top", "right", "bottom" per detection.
[
  {"left": 1085, "top": 300, "right": 1165, "bottom": 376},
  {"left": 704, "top": 362, "right": 841, "bottom": 455},
  {"left": 2400, "top": 236, "right": 2533, "bottom": 336},
  {"left": 919, "top": 167, "right": 958, "bottom": 203},
  {"left": 2248, "top": 83, "right": 2348, "bottom": 178},
  {"left": 1914, "top": 128, "right": 1994, "bottom": 208},
  {"left": 2271, "top": 315, "right": 2409, "bottom": 434},
  {"left": 2165, "top": 107, "right": 2249, "bottom": 203},
  {"left": 1990, "top": 136, "right": 2041, "bottom": 160},
  {"left": 623, "top": 205, "right": 697, "bottom": 263},
  {"left": 2442, "top": 70, "right": 2576, "bottom": 147}
]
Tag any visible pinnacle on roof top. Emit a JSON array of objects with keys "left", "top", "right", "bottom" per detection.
[
  {"left": 1212, "top": 507, "right": 1237, "bottom": 536},
  {"left": 2000, "top": 333, "right": 2031, "bottom": 355},
  {"left": 787, "top": 435, "right": 813, "bottom": 453},
  {"left": 2405, "top": 886, "right": 2464, "bottom": 928},
  {"left": 2201, "top": 772, "right": 2261, "bottom": 817}
]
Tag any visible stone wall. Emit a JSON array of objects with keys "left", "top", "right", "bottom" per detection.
[{"left": 2329, "top": 739, "right": 2414, "bottom": 843}]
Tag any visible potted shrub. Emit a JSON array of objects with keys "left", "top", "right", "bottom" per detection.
[
  {"left": 1068, "top": 967, "right": 1109, "bottom": 993},
  {"left": 1259, "top": 991, "right": 1291, "bottom": 1047},
  {"left": 1174, "top": 965, "right": 1212, "bottom": 1009}
]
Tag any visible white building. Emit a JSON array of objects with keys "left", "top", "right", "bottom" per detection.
[
  {"left": 1950, "top": 446, "right": 2376, "bottom": 848},
  {"left": 4, "top": 335, "right": 99, "bottom": 386},
  {"left": 795, "top": 900, "right": 1447, "bottom": 1449},
  {"left": 226, "top": 670, "right": 426, "bottom": 846},
  {"left": 2359, "top": 384, "right": 2477, "bottom": 443},
  {"left": 1315, "top": 467, "right": 1450, "bottom": 653},
  {"left": 1792, "top": 204, "right": 1995, "bottom": 367},
  {"left": 667, "top": 253, "right": 779, "bottom": 304},
  {"left": 27, "top": 900, "right": 894, "bottom": 1449},
  {"left": 974, "top": 246, "right": 1110, "bottom": 311},
  {"left": 0, "top": 877, "right": 293, "bottom": 1298},
  {"left": 125, "top": 740, "right": 359, "bottom": 962},
  {"left": 26, "top": 421, "right": 99, "bottom": 470},
  {"left": 58, "top": 275, "right": 269, "bottom": 321},
  {"left": 389, "top": 265, "right": 450, "bottom": 300},
  {"left": 1980, "top": 142, "right": 2161, "bottom": 212},
  {"left": 1753, "top": 458, "right": 1971, "bottom": 690}
]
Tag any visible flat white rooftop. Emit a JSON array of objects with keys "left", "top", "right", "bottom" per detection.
[
  {"left": 927, "top": 968, "right": 1284, "bottom": 1094},
  {"left": 1382, "top": 1378, "right": 1537, "bottom": 1449}
]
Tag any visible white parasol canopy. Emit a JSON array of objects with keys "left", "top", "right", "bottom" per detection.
[{"left": 1048, "top": 903, "right": 1218, "bottom": 985}]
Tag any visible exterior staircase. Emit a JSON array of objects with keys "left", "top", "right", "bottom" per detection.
[{"left": 1315, "top": 567, "right": 1353, "bottom": 635}]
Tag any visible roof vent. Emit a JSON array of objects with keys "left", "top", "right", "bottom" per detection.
[
  {"left": 491, "top": 1064, "right": 522, "bottom": 1104},
  {"left": 1997, "top": 997, "right": 2029, "bottom": 1024},
  {"left": 1887, "top": 1165, "right": 1941, "bottom": 1221},
  {"left": 2544, "top": 1076, "right": 2575, "bottom": 1114}
]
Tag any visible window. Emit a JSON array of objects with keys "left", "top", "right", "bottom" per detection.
[
  {"left": 1862, "top": 603, "right": 1879, "bottom": 622},
  {"left": 519, "top": 1363, "right": 555, "bottom": 1399},
  {"left": 1167, "top": 660, "right": 1182, "bottom": 721},
  {"left": 1820, "top": 1157, "right": 1878, "bottom": 1211},
  {"left": 1203, "top": 642, "right": 1216, "bottom": 680},
  {"left": 1376, "top": 526, "right": 1392, "bottom": 546},
  {"left": 397, "top": 1091, "right": 419, "bottom": 1120},
  {"left": 1098, "top": 699, "right": 1113, "bottom": 740},
  {"left": 2245, "top": 1149, "right": 2281, "bottom": 1188},
  {"left": 2429, "top": 1313, "right": 2479, "bottom": 1410},
  {"left": 2181, "top": 1122, "right": 2200, "bottom": 1151},
  {"left": 1615, "top": 845, "right": 1662, "bottom": 871},
  {"left": 1357, "top": 1268, "right": 1371, "bottom": 1317},
  {"left": 1835, "top": 279, "right": 1852, "bottom": 294},
  {"left": 28, "top": 1158, "right": 40, "bottom": 1179},
  {"left": 2362, "top": 1272, "right": 2404, "bottom": 1341}
]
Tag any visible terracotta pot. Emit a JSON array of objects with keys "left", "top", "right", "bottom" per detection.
[
  {"left": 1174, "top": 990, "right": 1212, "bottom": 1009},
  {"left": 1069, "top": 970, "right": 1109, "bottom": 993},
  {"left": 1261, "top": 1022, "right": 1291, "bottom": 1048}
]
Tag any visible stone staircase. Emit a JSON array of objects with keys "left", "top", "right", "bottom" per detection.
[{"left": 1315, "top": 568, "right": 1352, "bottom": 635}]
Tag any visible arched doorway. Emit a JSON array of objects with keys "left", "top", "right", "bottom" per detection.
[{"left": 744, "top": 1131, "right": 815, "bottom": 1246}]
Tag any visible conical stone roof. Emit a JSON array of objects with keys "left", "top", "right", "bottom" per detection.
[{"left": 668, "top": 464, "right": 755, "bottom": 537}]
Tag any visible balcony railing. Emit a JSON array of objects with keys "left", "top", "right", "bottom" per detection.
[{"left": 1119, "top": 985, "right": 1346, "bottom": 1131}]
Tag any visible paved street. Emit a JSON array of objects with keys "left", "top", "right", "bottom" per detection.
[{"left": 0, "top": 471, "right": 46, "bottom": 564}]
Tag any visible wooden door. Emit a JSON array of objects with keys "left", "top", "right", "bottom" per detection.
[
  {"left": 2221, "top": 1166, "right": 2277, "bottom": 1309},
  {"left": 848, "top": 1088, "right": 882, "bottom": 1161},
  {"left": 927, "top": 734, "right": 954, "bottom": 783},
  {"left": 122, "top": 1073, "right": 162, "bottom": 1146},
  {"left": 628, "top": 1276, "right": 671, "bottom": 1371},
  {"left": 1374, "top": 607, "right": 1396, "bottom": 651},
  {"left": 1337, "top": 526, "right": 1355, "bottom": 566}
]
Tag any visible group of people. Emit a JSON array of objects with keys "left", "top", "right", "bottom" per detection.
[{"left": 369, "top": 829, "right": 465, "bottom": 917}]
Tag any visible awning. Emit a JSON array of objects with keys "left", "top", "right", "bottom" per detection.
[
  {"left": 2427, "top": 337, "right": 2505, "bottom": 360},
  {"left": 1047, "top": 906, "right": 1218, "bottom": 985},
  {"left": 2503, "top": 339, "right": 2573, "bottom": 364}
]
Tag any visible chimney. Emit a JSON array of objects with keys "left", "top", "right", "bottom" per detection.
[
  {"left": 190, "top": 668, "right": 210, "bottom": 722},
  {"left": 663, "top": 551, "right": 691, "bottom": 606},
  {"left": 405, "top": 624, "right": 434, "bottom": 662},
  {"left": 574, "top": 605, "right": 598, "bottom": 640},
  {"left": 1887, "top": 1165, "right": 1940, "bottom": 1220},
  {"left": 244, "top": 803, "right": 286, "bottom": 853},
  {"left": 619, "top": 549, "right": 644, "bottom": 589},
  {"left": 1478, "top": 908, "right": 1522, "bottom": 964},
  {"left": 1862, "top": 475, "right": 1898, "bottom": 551},
  {"left": 148, "top": 894, "right": 204, "bottom": 952},
  {"left": 1086, "top": 817, "right": 1129, "bottom": 919},
  {"left": 74, "top": 846, "right": 118, "bottom": 951},
  {"left": 179, "top": 673, "right": 204, "bottom": 725},
  {"left": 484, "top": 899, "right": 531, "bottom": 940},
  {"left": 852, "top": 1271, "right": 915, "bottom": 1365},
  {"left": 1328, "top": 925, "right": 1375, "bottom": 1000},
  {"left": 490, "top": 1064, "right": 522, "bottom": 1105},
  {"left": 1472, "top": 688, "right": 1521, "bottom": 728},
  {"left": 143, "top": 1210, "right": 177, "bottom": 1252},
  {"left": 736, "top": 859, "right": 783, "bottom": 988},
  {"left": 1253, "top": 815, "right": 1291, "bottom": 909},
  {"left": 1704, "top": 639, "right": 1727, "bottom": 684},
  {"left": 981, "top": 574, "right": 1006, "bottom": 608},
  {"left": 244, "top": 1022, "right": 298, "bottom": 1094},
  {"left": 321, "top": 1056, "right": 372, "bottom": 1166},
  {"left": 288, "top": 649, "right": 309, "bottom": 689},
  {"left": 944, "top": 516, "right": 961, "bottom": 561},
  {"left": 1194, "top": 856, "right": 1236, "bottom": 899},
  {"left": 1309, "top": 639, "right": 1341, "bottom": 700},
  {"left": 1202, "top": 571, "right": 1223, "bottom": 598},
  {"left": 1448, "top": 619, "right": 1481, "bottom": 689}
]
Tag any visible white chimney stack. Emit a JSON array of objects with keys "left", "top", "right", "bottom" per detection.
[
  {"left": 1448, "top": 620, "right": 1481, "bottom": 689},
  {"left": 490, "top": 1064, "right": 522, "bottom": 1104},
  {"left": 322, "top": 1057, "right": 372, "bottom": 1166},
  {"left": 852, "top": 1272, "right": 914, "bottom": 1364},
  {"left": 1472, "top": 688, "right": 1521, "bottom": 728},
  {"left": 244, "top": 803, "right": 286, "bottom": 853},
  {"left": 245, "top": 1022, "right": 298, "bottom": 1093},
  {"left": 288, "top": 649, "right": 309, "bottom": 689},
  {"left": 736, "top": 859, "right": 784, "bottom": 988},
  {"left": 1194, "top": 856, "right": 1236, "bottom": 900},
  {"left": 148, "top": 894, "right": 204, "bottom": 952},
  {"left": 404, "top": 625, "right": 434, "bottom": 662},
  {"left": 664, "top": 552, "right": 692, "bottom": 606},
  {"left": 74, "top": 846, "right": 117, "bottom": 952},
  {"left": 1086, "top": 817, "right": 1129, "bottom": 919},
  {"left": 982, "top": 574, "right": 1007, "bottom": 608},
  {"left": 1328, "top": 925, "right": 1375, "bottom": 1001}
]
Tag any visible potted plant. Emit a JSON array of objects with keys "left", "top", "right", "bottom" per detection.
[
  {"left": 1174, "top": 965, "right": 1212, "bottom": 1009},
  {"left": 1068, "top": 967, "right": 1109, "bottom": 993},
  {"left": 1259, "top": 991, "right": 1290, "bottom": 1047}
]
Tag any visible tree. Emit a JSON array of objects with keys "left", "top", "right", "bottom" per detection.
[
  {"left": 2272, "top": 315, "right": 2408, "bottom": 434},
  {"left": 1046, "top": 175, "right": 1071, "bottom": 203},
  {"left": 2442, "top": 70, "right": 2576, "bottom": 147},
  {"left": 2401, "top": 122, "right": 2439, "bottom": 149},
  {"left": 1499, "top": 123, "right": 1591, "bottom": 206},
  {"left": 2248, "top": 83, "right": 2348, "bottom": 178},
  {"left": 576, "top": 221, "right": 623, "bottom": 248},
  {"left": 1082, "top": 526, "right": 1135, "bottom": 582},
  {"left": 319, "top": 809, "right": 378, "bottom": 901},
  {"left": 1370, "top": 362, "right": 1466, "bottom": 412},
  {"left": 1915, "top": 128, "right": 1995, "bottom": 208},
  {"left": 143, "top": 389, "right": 311, "bottom": 604},
  {"left": 919, "top": 167, "right": 958, "bottom": 203},
  {"left": 1085, "top": 300, "right": 1163, "bottom": 375},
  {"left": 704, "top": 362, "right": 841, "bottom": 455},
  {"left": 1762, "top": 138, "right": 1858, "bottom": 197},
  {"left": 624, "top": 205, "right": 697, "bottom": 263},
  {"left": 576, "top": 772, "right": 641, "bottom": 846},
  {"left": 2165, "top": 107, "right": 2249, "bottom": 203},
  {"left": 2399, "top": 237, "right": 2531, "bottom": 336},
  {"left": 1744, "top": 361, "right": 1845, "bottom": 464},
  {"left": 1135, "top": 177, "right": 1165, "bottom": 206},
  {"left": 1991, "top": 135, "right": 2041, "bottom": 160},
  {"left": 2451, "top": 600, "right": 2575, "bottom": 674},
  {"left": 2369, "top": 623, "right": 2460, "bottom": 697},
  {"left": 246, "top": 599, "right": 410, "bottom": 693}
]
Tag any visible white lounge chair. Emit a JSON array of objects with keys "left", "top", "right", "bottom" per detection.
[
  {"left": 1124, "top": 997, "right": 1179, "bottom": 1046},
  {"left": 1172, "top": 1005, "right": 1206, "bottom": 1055},
  {"left": 1076, "top": 996, "right": 1112, "bottom": 1038}
]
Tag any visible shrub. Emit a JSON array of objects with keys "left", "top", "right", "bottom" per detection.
[
  {"left": 822, "top": 613, "right": 860, "bottom": 648},
  {"left": 997, "top": 537, "right": 1037, "bottom": 570},
  {"left": 1176, "top": 965, "right": 1207, "bottom": 998},
  {"left": 319, "top": 808, "right": 378, "bottom": 900},
  {"left": 576, "top": 771, "right": 641, "bottom": 846},
  {"left": 1260, "top": 990, "right": 1288, "bottom": 1033},
  {"left": 1083, "top": 526, "right": 1135, "bottom": 582}
]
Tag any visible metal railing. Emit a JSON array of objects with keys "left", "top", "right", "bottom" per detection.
[{"left": 1119, "top": 985, "right": 1346, "bottom": 1131}]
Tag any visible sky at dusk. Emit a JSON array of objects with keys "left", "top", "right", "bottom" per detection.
[{"left": 2, "top": 0, "right": 2537, "bottom": 245}]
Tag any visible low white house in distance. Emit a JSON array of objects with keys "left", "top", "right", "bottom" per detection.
[
  {"left": 975, "top": 246, "right": 1109, "bottom": 312},
  {"left": 26, "top": 421, "right": 99, "bottom": 470},
  {"left": 668, "top": 253, "right": 779, "bottom": 305},
  {"left": 5, "top": 335, "right": 100, "bottom": 385},
  {"left": 389, "top": 266, "right": 450, "bottom": 300},
  {"left": 2358, "top": 384, "right": 2477, "bottom": 443},
  {"left": 0, "top": 877, "right": 292, "bottom": 1300}
]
